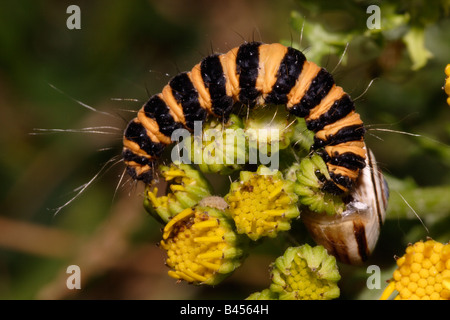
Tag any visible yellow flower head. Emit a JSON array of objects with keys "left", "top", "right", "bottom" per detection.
[
  {"left": 445, "top": 64, "right": 450, "bottom": 106},
  {"left": 160, "top": 204, "right": 247, "bottom": 285},
  {"left": 380, "top": 239, "right": 450, "bottom": 300},
  {"left": 225, "top": 165, "right": 300, "bottom": 241},
  {"left": 144, "top": 162, "right": 212, "bottom": 223},
  {"left": 269, "top": 244, "right": 341, "bottom": 300}
]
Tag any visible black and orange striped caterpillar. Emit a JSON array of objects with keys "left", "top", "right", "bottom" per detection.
[{"left": 122, "top": 42, "right": 366, "bottom": 194}]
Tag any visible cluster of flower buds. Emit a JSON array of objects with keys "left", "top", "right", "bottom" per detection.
[
  {"left": 247, "top": 244, "right": 341, "bottom": 300},
  {"left": 141, "top": 110, "right": 366, "bottom": 297},
  {"left": 143, "top": 155, "right": 344, "bottom": 298},
  {"left": 140, "top": 106, "right": 448, "bottom": 301}
]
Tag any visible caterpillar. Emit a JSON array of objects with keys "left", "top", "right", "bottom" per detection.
[{"left": 122, "top": 42, "right": 366, "bottom": 194}]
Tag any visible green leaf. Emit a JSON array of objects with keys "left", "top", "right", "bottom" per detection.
[{"left": 403, "top": 27, "right": 433, "bottom": 70}]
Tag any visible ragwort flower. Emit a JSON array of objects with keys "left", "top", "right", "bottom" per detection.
[
  {"left": 380, "top": 239, "right": 450, "bottom": 300},
  {"left": 269, "top": 244, "right": 341, "bottom": 300},
  {"left": 160, "top": 202, "right": 248, "bottom": 285},
  {"left": 225, "top": 165, "right": 300, "bottom": 241}
]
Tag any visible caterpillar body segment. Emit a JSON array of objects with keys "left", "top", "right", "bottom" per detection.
[{"left": 123, "top": 42, "right": 366, "bottom": 193}]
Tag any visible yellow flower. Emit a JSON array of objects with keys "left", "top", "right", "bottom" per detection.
[
  {"left": 225, "top": 165, "right": 299, "bottom": 241},
  {"left": 445, "top": 64, "right": 450, "bottom": 106},
  {"left": 144, "top": 162, "right": 212, "bottom": 223},
  {"left": 269, "top": 244, "right": 341, "bottom": 300},
  {"left": 160, "top": 203, "right": 247, "bottom": 285},
  {"left": 380, "top": 239, "right": 450, "bottom": 300}
]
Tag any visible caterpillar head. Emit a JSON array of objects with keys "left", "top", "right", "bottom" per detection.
[
  {"left": 301, "top": 148, "right": 389, "bottom": 265},
  {"left": 122, "top": 119, "right": 164, "bottom": 185},
  {"left": 122, "top": 148, "right": 154, "bottom": 184}
]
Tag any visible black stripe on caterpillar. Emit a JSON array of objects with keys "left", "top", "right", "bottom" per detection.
[{"left": 122, "top": 42, "right": 366, "bottom": 193}]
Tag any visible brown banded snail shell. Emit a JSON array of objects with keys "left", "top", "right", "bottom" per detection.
[{"left": 301, "top": 148, "right": 389, "bottom": 265}]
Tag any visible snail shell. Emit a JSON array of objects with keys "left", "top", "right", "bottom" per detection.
[{"left": 301, "top": 148, "right": 389, "bottom": 265}]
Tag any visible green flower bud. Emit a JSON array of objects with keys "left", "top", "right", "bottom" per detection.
[
  {"left": 270, "top": 244, "right": 341, "bottom": 300},
  {"left": 289, "top": 155, "right": 345, "bottom": 215},
  {"left": 244, "top": 105, "right": 295, "bottom": 154},
  {"left": 190, "top": 114, "right": 247, "bottom": 175},
  {"left": 290, "top": 117, "right": 315, "bottom": 153},
  {"left": 246, "top": 288, "right": 279, "bottom": 300}
]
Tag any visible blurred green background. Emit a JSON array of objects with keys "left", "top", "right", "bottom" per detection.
[{"left": 0, "top": 0, "right": 449, "bottom": 300}]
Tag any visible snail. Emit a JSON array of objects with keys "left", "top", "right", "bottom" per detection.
[{"left": 301, "top": 148, "right": 389, "bottom": 265}]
